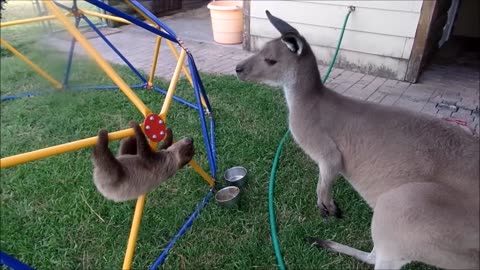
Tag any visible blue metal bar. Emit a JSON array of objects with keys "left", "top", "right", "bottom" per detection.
[
  {"left": 0, "top": 251, "right": 35, "bottom": 270},
  {"left": 210, "top": 117, "right": 217, "bottom": 167},
  {"left": 188, "top": 56, "right": 217, "bottom": 177},
  {"left": 149, "top": 189, "right": 213, "bottom": 270},
  {"left": 187, "top": 54, "right": 212, "bottom": 112},
  {"left": 198, "top": 77, "right": 212, "bottom": 113},
  {"left": 63, "top": 16, "right": 81, "bottom": 88},
  {"left": 81, "top": 14, "right": 147, "bottom": 84},
  {"left": 1, "top": 92, "right": 42, "bottom": 101},
  {"left": 131, "top": 84, "right": 147, "bottom": 89},
  {"left": 69, "top": 84, "right": 145, "bottom": 90},
  {"left": 1, "top": 84, "right": 144, "bottom": 101},
  {"left": 151, "top": 86, "right": 198, "bottom": 110},
  {"left": 186, "top": 54, "right": 217, "bottom": 174},
  {"left": 188, "top": 57, "right": 217, "bottom": 177},
  {"left": 84, "top": 0, "right": 178, "bottom": 43},
  {"left": 128, "top": 0, "right": 177, "bottom": 38},
  {"left": 0, "top": 84, "right": 136, "bottom": 102}
]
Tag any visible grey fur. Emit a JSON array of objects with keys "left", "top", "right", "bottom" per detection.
[
  {"left": 236, "top": 10, "right": 479, "bottom": 270},
  {"left": 92, "top": 121, "right": 195, "bottom": 202}
]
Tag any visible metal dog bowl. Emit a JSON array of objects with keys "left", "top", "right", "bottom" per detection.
[
  {"left": 215, "top": 186, "right": 241, "bottom": 208},
  {"left": 224, "top": 166, "right": 248, "bottom": 187}
]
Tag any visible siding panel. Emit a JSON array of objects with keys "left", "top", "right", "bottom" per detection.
[
  {"left": 301, "top": 1, "right": 423, "bottom": 13},
  {"left": 251, "top": 18, "right": 408, "bottom": 58},
  {"left": 249, "top": 0, "right": 423, "bottom": 80},
  {"left": 251, "top": 1, "right": 421, "bottom": 37}
]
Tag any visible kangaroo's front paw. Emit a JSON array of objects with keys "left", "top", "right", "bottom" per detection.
[{"left": 317, "top": 199, "right": 342, "bottom": 219}]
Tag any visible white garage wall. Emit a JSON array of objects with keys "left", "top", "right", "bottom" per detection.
[{"left": 249, "top": 0, "right": 424, "bottom": 80}]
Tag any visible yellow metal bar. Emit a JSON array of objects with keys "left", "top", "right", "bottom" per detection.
[
  {"left": 159, "top": 49, "right": 187, "bottom": 117},
  {"left": 0, "top": 14, "right": 59, "bottom": 28},
  {"left": 0, "top": 127, "right": 135, "bottom": 169},
  {"left": 0, "top": 38, "right": 63, "bottom": 89},
  {"left": 121, "top": 135, "right": 157, "bottom": 269},
  {"left": 80, "top": 9, "right": 131, "bottom": 25},
  {"left": 166, "top": 41, "right": 193, "bottom": 85},
  {"left": 166, "top": 41, "right": 209, "bottom": 110},
  {"left": 44, "top": 1, "right": 151, "bottom": 117},
  {"left": 189, "top": 160, "right": 215, "bottom": 187},
  {"left": 148, "top": 35, "right": 162, "bottom": 86},
  {"left": 122, "top": 195, "right": 146, "bottom": 270}
]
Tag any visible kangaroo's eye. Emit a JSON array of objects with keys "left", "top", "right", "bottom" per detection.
[{"left": 264, "top": 58, "right": 277, "bottom": 65}]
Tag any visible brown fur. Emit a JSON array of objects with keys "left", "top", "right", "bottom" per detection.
[
  {"left": 92, "top": 121, "right": 195, "bottom": 202},
  {"left": 236, "top": 11, "right": 479, "bottom": 270}
]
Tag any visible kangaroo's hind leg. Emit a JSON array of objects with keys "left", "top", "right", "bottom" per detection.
[
  {"left": 372, "top": 182, "right": 478, "bottom": 270},
  {"left": 306, "top": 237, "right": 376, "bottom": 265},
  {"left": 93, "top": 129, "right": 125, "bottom": 180}
]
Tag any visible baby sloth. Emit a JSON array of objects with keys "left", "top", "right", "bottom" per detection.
[{"left": 92, "top": 120, "right": 195, "bottom": 202}]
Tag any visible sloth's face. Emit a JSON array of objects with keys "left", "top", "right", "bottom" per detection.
[{"left": 169, "top": 137, "right": 195, "bottom": 168}]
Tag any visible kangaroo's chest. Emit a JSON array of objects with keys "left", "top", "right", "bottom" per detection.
[{"left": 288, "top": 113, "right": 334, "bottom": 162}]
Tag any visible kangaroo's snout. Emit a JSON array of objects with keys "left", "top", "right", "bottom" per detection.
[{"left": 235, "top": 64, "right": 244, "bottom": 74}]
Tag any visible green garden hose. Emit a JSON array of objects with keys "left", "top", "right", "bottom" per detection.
[{"left": 268, "top": 7, "right": 354, "bottom": 270}]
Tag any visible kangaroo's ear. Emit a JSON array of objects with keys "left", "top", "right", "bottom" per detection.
[
  {"left": 266, "top": 10, "right": 299, "bottom": 35},
  {"left": 281, "top": 33, "right": 304, "bottom": 56}
]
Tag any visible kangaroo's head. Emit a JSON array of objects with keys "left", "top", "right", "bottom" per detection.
[{"left": 236, "top": 10, "right": 317, "bottom": 88}]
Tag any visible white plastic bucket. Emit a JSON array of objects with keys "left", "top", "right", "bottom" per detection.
[{"left": 207, "top": 1, "right": 244, "bottom": 44}]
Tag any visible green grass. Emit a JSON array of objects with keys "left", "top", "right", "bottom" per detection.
[{"left": 0, "top": 42, "right": 438, "bottom": 270}]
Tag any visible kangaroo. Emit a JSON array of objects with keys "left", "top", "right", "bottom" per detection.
[
  {"left": 92, "top": 120, "right": 195, "bottom": 202},
  {"left": 236, "top": 10, "right": 479, "bottom": 270}
]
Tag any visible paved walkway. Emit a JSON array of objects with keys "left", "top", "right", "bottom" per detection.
[
  {"left": 45, "top": 8, "right": 479, "bottom": 136},
  {"left": 325, "top": 64, "right": 479, "bottom": 136}
]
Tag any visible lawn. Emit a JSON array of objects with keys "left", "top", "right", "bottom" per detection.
[{"left": 1, "top": 5, "right": 436, "bottom": 270}]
